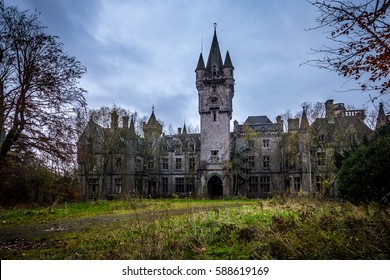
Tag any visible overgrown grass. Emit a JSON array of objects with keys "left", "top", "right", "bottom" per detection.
[
  {"left": 1, "top": 197, "right": 389, "bottom": 259},
  {"left": 0, "top": 197, "right": 252, "bottom": 227}
]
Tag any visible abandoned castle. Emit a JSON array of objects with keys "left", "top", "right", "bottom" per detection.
[{"left": 77, "top": 29, "right": 388, "bottom": 199}]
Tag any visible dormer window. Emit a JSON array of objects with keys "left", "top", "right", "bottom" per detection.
[
  {"left": 161, "top": 143, "right": 168, "bottom": 152},
  {"left": 175, "top": 141, "right": 182, "bottom": 153},
  {"left": 188, "top": 141, "right": 196, "bottom": 152},
  {"left": 212, "top": 65, "right": 217, "bottom": 76}
]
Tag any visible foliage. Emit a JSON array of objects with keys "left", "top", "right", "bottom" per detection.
[
  {"left": 0, "top": 6, "right": 86, "bottom": 166},
  {"left": 0, "top": 157, "right": 81, "bottom": 206},
  {"left": 308, "top": 0, "right": 390, "bottom": 96},
  {"left": 337, "top": 125, "right": 390, "bottom": 203}
]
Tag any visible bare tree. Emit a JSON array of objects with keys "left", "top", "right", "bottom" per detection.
[
  {"left": 307, "top": 0, "right": 390, "bottom": 96},
  {"left": 0, "top": 6, "right": 86, "bottom": 165}
]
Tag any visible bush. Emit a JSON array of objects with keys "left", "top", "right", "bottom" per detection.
[{"left": 337, "top": 125, "right": 390, "bottom": 204}]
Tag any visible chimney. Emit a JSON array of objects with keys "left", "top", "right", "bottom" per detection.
[
  {"left": 111, "top": 110, "right": 118, "bottom": 129},
  {"left": 325, "top": 99, "right": 335, "bottom": 123},
  {"left": 288, "top": 118, "right": 299, "bottom": 131},
  {"left": 122, "top": 116, "right": 129, "bottom": 128}
]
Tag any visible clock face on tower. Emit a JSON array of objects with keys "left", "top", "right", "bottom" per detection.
[{"left": 211, "top": 96, "right": 218, "bottom": 104}]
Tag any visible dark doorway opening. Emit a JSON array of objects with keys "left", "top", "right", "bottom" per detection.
[{"left": 208, "top": 175, "right": 223, "bottom": 198}]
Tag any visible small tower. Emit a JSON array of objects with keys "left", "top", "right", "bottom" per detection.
[
  {"left": 143, "top": 106, "right": 163, "bottom": 139},
  {"left": 195, "top": 25, "right": 235, "bottom": 197}
]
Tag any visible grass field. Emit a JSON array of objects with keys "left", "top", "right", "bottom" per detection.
[{"left": 0, "top": 197, "right": 389, "bottom": 259}]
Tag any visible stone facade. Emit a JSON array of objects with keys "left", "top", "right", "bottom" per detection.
[{"left": 77, "top": 29, "right": 384, "bottom": 199}]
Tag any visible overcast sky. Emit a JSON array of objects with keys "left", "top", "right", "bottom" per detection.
[{"left": 10, "top": 0, "right": 386, "bottom": 132}]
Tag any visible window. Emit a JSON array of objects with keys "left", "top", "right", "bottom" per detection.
[
  {"left": 175, "top": 142, "right": 182, "bottom": 153},
  {"left": 212, "top": 65, "right": 217, "bottom": 76},
  {"left": 263, "top": 139, "right": 270, "bottom": 148},
  {"left": 88, "top": 178, "right": 99, "bottom": 193},
  {"left": 175, "top": 177, "right": 185, "bottom": 193},
  {"left": 161, "top": 143, "right": 169, "bottom": 152},
  {"left": 294, "top": 177, "right": 301, "bottom": 192},
  {"left": 162, "top": 177, "right": 168, "bottom": 193},
  {"left": 318, "top": 134, "right": 325, "bottom": 143},
  {"left": 248, "top": 140, "right": 255, "bottom": 148},
  {"left": 136, "top": 158, "right": 142, "bottom": 171},
  {"left": 263, "top": 155, "right": 270, "bottom": 169},
  {"left": 115, "top": 158, "right": 122, "bottom": 170},
  {"left": 114, "top": 178, "right": 122, "bottom": 193},
  {"left": 188, "top": 142, "right": 196, "bottom": 153},
  {"left": 148, "top": 159, "right": 154, "bottom": 170},
  {"left": 210, "top": 150, "right": 219, "bottom": 162},
  {"left": 316, "top": 176, "right": 322, "bottom": 192},
  {"left": 162, "top": 158, "right": 168, "bottom": 170},
  {"left": 317, "top": 152, "right": 326, "bottom": 167},
  {"left": 249, "top": 176, "right": 259, "bottom": 193},
  {"left": 189, "top": 157, "right": 196, "bottom": 170},
  {"left": 175, "top": 158, "right": 182, "bottom": 170},
  {"left": 260, "top": 176, "right": 270, "bottom": 193},
  {"left": 248, "top": 156, "right": 255, "bottom": 169},
  {"left": 186, "top": 177, "right": 194, "bottom": 193},
  {"left": 213, "top": 111, "right": 217, "bottom": 122}
]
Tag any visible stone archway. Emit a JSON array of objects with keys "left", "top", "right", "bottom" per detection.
[{"left": 208, "top": 175, "right": 223, "bottom": 197}]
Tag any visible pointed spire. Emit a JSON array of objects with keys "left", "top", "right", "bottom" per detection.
[
  {"left": 223, "top": 51, "right": 234, "bottom": 69},
  {"left": 148, "top": 105, "right": 157, "bottom": 124},
  {"left": 183, "top": 121, "right": 187, "bottom": 134},
  {"left": 376, "top": 102, "right": 387, "bottom": 129},
  {"left": 300, "top": 106, "right": 309, "bottom": 131},
  {"left": 206, "top": 25, "right": 223, "bottom": 77},
  {"left": 195, "top": 53, "right": 206, "bottom": 71}
]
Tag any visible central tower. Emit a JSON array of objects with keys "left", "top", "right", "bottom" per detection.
[{"left": 195, "top": 26, "right": 234, "bottom": 197}]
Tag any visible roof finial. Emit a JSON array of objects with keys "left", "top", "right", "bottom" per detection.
[{"left": 213, "top": 22, "right": 217, "bottom": 31}]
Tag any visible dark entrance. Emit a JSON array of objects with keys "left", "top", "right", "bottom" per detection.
[{"left": 208, "top": 175, "right": 223, "bottom": 197}]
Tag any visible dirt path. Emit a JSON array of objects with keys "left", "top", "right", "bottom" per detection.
[{"left": 0, "top": 204, "right": 236, "bottom": 243}]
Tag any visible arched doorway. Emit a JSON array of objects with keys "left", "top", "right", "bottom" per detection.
[{"left": 208, "top": 175, "right": 223, "bottom": 197}]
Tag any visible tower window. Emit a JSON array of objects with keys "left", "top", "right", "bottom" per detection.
[
  {"left": 212, "top": 65, "right": 217, "bottom": 76},
  {"left": 213, "top": 111, "right": 217, "bottom": 122}
]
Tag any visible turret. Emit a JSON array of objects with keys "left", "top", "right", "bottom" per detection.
[
  {"left": 223, "top": 50, "right": 234, "bottom": 78},
  {"left": 195, "top": 53, "right": 206, "bottom": 88}
]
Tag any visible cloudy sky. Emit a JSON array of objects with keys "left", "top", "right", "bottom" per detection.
[{"left": 10, "top": 0, "right": 384, "bottom": 132}]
